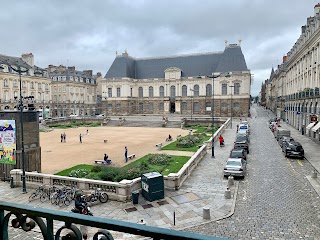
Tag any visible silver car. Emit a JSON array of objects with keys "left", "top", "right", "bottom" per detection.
[{"left": 223, "top": 158, "right": 247, "bottom": 178}]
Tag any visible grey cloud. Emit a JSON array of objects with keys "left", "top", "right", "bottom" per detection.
[{"left": 1, "top": 0, "right": 319, "bottom": 96}]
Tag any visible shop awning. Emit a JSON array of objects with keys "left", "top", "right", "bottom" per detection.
[
  {"left": 306, "top": 122, "right": 316, "bottom": 130},
  {"left": 312, "top": 122, "right": 320, "bottom": 132}
]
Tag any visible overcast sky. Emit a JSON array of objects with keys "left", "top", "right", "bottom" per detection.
[{"left": 1, "top": 0, "right": 319, "bottom": 96}]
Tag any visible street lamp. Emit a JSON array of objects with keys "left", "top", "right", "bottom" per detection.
[
  {"left": 0, "top": 59, "right": 41, "bottom": 193},
  {"left": 190, "top": 89, "right": 194, "bottom": 121},
  {"left": 229, "top": 85, "right": 235, "bottom": 129},
  {"left": 0, "top": 60, "right": 30, "bottom": 193},
  {"left": 207, "top": 73, "right": 230, "bottom": 158}
]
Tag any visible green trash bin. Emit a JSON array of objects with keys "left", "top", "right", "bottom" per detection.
[
  {"left": 141, "top": 172, "right": 164, "bottom": 202},
  {"left": 132, "top": 191, "right": 139, "bottom": 204}
]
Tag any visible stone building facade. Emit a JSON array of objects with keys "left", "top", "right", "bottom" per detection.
[
  {"left": 264, "top": 4, "right": 320, "bottom": 142},
  {"left": 100, "top": 44, "right": 252, "bottom": 117}
]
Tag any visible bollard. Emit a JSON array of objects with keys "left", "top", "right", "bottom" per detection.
[
  {"left": 203, "top": 207, "right": 211, "bottom": 220},
  {"left": 228, "top": 176, "right": 234, "bottom": 187},
  {"left": 224, "top": 187, "right": 231, "bottom": 199},
  {"left": 311, "top": 170, "right": 318, "bottom": 179},
  {"left": 10, "top": 177, "right": 14, "bottom": 188}
]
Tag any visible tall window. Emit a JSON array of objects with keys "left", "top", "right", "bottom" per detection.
[
  {"left": 222, "top": 84, "right": 227, "bottom": 95},
  {"left": 233, "top": 102, "right": 240, "bottom": 110},
  {"left": 108, "top": 88, "right": 112, "bottom": 97},
  {"left": 182, "top": 85, "right": 187, "bottom": 97},
  {"left": 159, "top": 102, "right": 164, "bottom": 111},
  {"left": 117, "top": 87, "right": 121, "bottom": 97},
  {"left": 206, "top": 84, "right": 212, "bottom": 96},
  {"left": 193, "top": 84, "right": 199, "bottom": 96},
  {"left": 234, "top": 83, "right": 240, "bottom": 95},
  {"left": 31, "top": 82, "right": 34, "bottom": 89},
  {"left": 4, "top": 79, "right": 8, "bottom": 87},
  {"left": 138, "top": 87, "right": 143, "bottom": 98},
  {"left": 149, "top": 102, "right": 154, "bottom": 112},
  {"left": 38, "top": 83, "right": 42, "bottom": 90},
  {"left": 149, "top": 86, "right": 154, "bottom": 97},
  {"left": 170, "top": 85, "right": 176, "bottom": 98},
  {"left": 130, "top": 87, "right": 133, "bottom": 97},
  {"left": 221, "top": 102, "right": 228, "bottom": 110},
  {"left": 182, "top": 102, "right": 187, "bottom": 111},
  {"left": 159, "top": 86, "right": 164, "bottom": 97}
]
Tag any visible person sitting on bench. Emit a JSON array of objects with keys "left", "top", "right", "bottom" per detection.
[
  {"left": 166, "top": 134, "right": 172, "bottom": 141},
  {"left": 104, "top": 153, "right": 109, "bottom": 163}
]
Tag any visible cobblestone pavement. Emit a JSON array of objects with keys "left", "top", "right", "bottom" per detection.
[{"left": 187, "top": 105, "right": 320, "bottom": 239}]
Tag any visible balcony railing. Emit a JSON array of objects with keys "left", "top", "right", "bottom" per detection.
[{"left": 0, "top": 201, "right": 219, "bottom": 240}]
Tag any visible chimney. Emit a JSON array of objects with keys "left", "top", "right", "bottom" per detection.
[
  {"left": 315, "top": 3, "right": 320, "bottom": 15},
  {"left": 21, "top": 53, "right": 34, "bottom": 66},
  {"left": 283, "top": 55, "right": 287, "bottom": 63}
]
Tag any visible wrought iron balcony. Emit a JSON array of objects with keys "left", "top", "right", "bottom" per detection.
[{"left": 0, "top": 201, "right": 219, "bottom": 240}]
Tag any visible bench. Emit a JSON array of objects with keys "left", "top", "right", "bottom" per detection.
[
  {"left": 95, "top": 159, "right": 112, "bottom": 165},
  {"left": 177, "top": 134, "right": 181, "bottom": 139},
  {"left": 104, "top": 139, "right": 108, "bottom": 143},
  {"left": 155, "top": 143, "right": 162, "bottom": 147},
  {"left": 128, "top": 154, "right": 136, "bottom": 160}
]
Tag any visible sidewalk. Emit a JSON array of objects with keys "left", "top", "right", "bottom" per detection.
[{"left": 0, "top": 122, "right": 241, "bottom": 239}]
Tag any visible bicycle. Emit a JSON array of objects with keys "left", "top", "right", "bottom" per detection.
[
  {"left": 40, "top": 185, "right": 59, "bottom": 203},
  {"left": 85, "top": 188, "right": 109, "bottom": 203},
  {"left": 29, "top": 185, "right": 46, "bottom": 202}
]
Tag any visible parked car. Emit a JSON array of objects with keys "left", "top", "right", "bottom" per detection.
[
  {"left": 282, "top": 141, "right": 304, "bottom": 158},
  {"left": 234, "top": 142, "right": 250, "bottom": 154},
  {"left": 230, "top": 149, "right": 247, "bottom": 160},
  {"left": 274, "top": 127, "right": 291, "bottom": 141},
  {"left": 278, "top": 136, "right": 294, "bottom": 148},
  {"left": 69, "top": 114, "right": 78, "bottom": 118},
  {"left": 96, "top": 114, "right": 105, "bottom": 118},
  {"left": 224, "top": 158, "right": 247, "bottom": 178},
  {"left": 235, "top": 133, "right": 250, "bottom": 144},
  {"left": 239, "top": 124, "right": 250, "bottom": 134}
]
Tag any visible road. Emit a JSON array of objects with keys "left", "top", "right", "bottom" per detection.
[{"left": 187, "top": 105, "right": 320, "bottom": 239}]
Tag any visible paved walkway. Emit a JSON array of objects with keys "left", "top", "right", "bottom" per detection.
[{"left": 1, "top": 122, "right": 240, "bottom": 239}]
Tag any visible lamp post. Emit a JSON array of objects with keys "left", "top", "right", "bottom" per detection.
[
  {"left": 190, "top": 89, "right": 194, "bottom": 121},
  {"left": 229, "top": 85, "right": 235, "bottom": 129},
  {"left": 0, "top": 61, "right": 29, "bottom": 193},
  {"left": 207, "top": 73, "right": 230, "bottom": 158}
]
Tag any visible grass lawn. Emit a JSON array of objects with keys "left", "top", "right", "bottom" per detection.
[
  {"left": 162, "top": 135, "right": 211, "bottom": 152},
  {"left": 55, "top": 164, "right": 94, "bottom": 176},
  {"left": 185, "top": 125, "right": 219, "bottom": 134},
  {"left": 55, "top": 154, "right": 190, "bottom": 178}
]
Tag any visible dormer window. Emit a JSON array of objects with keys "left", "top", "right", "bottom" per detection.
[{"left": 164, "top": 67, "right": 182, "bottom": 80}]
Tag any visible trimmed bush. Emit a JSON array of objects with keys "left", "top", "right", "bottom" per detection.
[
  {"left": 91, "top": 166, "right": 102, "bottom": 173},
  {"left": 69, "top": 169, "right": 89, "bottom": 178},
  {"left": 147, "top": 154, "right": 171, "bottom": 166}
]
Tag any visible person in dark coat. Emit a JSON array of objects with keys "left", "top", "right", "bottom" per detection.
[{"left": 125, "top": 146, "right": 128, "bottom": 162}]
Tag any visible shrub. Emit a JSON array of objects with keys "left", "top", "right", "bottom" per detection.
[
  {"left": 147, "top": 154, "right": 171, "bottom": 165},
  {"left": 69, "top": 169, "right": 89, "bottom": 178},
  {"left": 85, "top": 172, "right": 101, "bottom": 180},
  {"left": 99, "top": 167, "right": 120, "bottom": 181},
  {"left": 91, "top": 166, "right": 102, "bottom": 173}
]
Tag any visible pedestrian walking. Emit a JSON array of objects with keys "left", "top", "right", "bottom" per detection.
[
  {"left": 63, "top": 132, "right": 66, "bottom": 143},
  {"left": 125, "top": 146, "right": 128, "bottom": 162},
  {"left": 86, "top": 129, "right": 89, "bottom": 135},
  {"left": 61, "top": 133, "right": 63, "bottom": 143},
  {"left": 79, "top": 133, "right": 82, "bottom": 143}
]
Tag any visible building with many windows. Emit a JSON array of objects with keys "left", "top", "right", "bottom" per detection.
[
  {"left": 0, "top": 53, "right": 50, "bottom": 116},
  {"left": 100, "top": 43, "right": 252, "bottom": 117},
  {"left": 264, "top": 4, "right": 320, "bottom": 141}
]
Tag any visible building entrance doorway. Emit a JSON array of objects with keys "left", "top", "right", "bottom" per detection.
[{"left": 170, "top": 102, "right": 175, "bottom": 113}]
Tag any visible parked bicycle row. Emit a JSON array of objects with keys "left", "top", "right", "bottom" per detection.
[
  {"left": 28, "top": 184, "right": 109, "bottom": 208},
  {"left": 268, "top": 118, "right": 304, "bottom": 159}
]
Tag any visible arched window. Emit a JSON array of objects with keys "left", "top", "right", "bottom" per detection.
[
  {"left": 170, "top": 85, "right": 176, "bottom": 98},
  {"left": 182, "top": 85, "right": 187, "bottom": 97},
  {"left": 4, "top": 79, "right": 8, "bottom": 87},
  {"left": 233, "top": 102, "right": 240, "bottom": 110},
  {"left": 206, "top": 84, "right": 212, "bottom": 96},
  {"left": 149, "top": 86, "right": 154, "bottom": 97},
  {"left": 31, "top": 82, "right": 34, "bottom": 89},
  {"left": 159, "top": 86, "right": 164, "bottom": 97},
  {"left": 138, "top": 87, "right": 143, "bottom": 98},
  {"left": 38, "top": 83, "right": 42, "bottom": 90},
  {"left": 193, "top": 84, "right": 199, "bottom": 96},
  {"left": 222, "top": 84, "right": 227, "bottom": 95}
]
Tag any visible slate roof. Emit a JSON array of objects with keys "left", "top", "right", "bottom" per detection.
[
  {"left": 105, "top": 44, "right": 248, "bottom": 79},
  {"left": 0, "top": 54, "right": 31, "bottom": 69}
]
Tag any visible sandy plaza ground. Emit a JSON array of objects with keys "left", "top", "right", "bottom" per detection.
[{"left": 40, "top": 126, "right": 190, "bottom": 174}]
